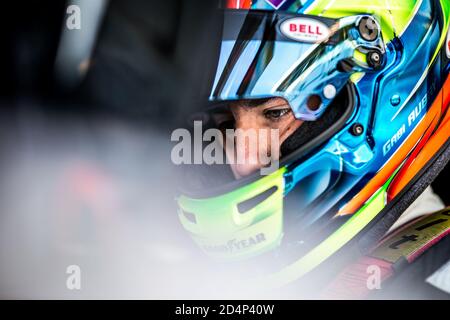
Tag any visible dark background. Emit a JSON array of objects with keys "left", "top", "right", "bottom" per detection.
[{"left": 1, "top": 0, "right": 223, "bottom": 126}]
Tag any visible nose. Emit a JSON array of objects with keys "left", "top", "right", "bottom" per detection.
[
  {"left": 230, "top": 139, "right": 264, "bottom": 178},
  {"left": 227, "top": 111, "right": 272, "bottom": 178}
]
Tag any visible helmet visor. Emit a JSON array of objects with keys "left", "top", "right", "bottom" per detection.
[{"left": 210, "top": 9, "right": 384, "bottom": 120}]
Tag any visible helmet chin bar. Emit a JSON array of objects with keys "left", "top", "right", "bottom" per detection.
[
  {"left": 282, "top": 15, "right": 386, "bottom": 121},
  {"left": 178, "top": 167, "right": 287, "bottom": 261}
]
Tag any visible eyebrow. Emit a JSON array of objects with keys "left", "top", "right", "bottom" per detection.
[{"left": 241, "top": 98, "right": 274, "bottom": 108}]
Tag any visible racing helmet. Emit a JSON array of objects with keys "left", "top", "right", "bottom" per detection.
[{"left": 176, "top": 0, "right": 450, "bottom": 288}]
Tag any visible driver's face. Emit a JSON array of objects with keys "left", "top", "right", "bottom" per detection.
[{"left": 214, "top": 98, "right": 303, "bottom": 179}]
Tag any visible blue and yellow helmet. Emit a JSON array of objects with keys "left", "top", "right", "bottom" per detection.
[{"left": 177, "top": 0, "right": 450, "bottom": 287}]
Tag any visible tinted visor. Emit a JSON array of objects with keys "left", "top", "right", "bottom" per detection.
[{"left": 210, "top": 10, "right": 383, "bottom": 121}]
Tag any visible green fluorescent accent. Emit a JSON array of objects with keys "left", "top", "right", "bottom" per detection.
[
  {"left": 353, "top": 50, "right": 368, "bottom": 65},
  {"left": 305, "top": 0, "right": 420, "bottom": 43},
  {"left": 433, "top": 0, "right": 450, "bottom": 64},
  {"left": 259, "top": 173, "right": 396, "bottom": 289},
  {"left": 178, "top": 167, "right": 287, "bottom": 260},
  {"left": 442, "top": 0, "right": 450, "bottom": 19}
]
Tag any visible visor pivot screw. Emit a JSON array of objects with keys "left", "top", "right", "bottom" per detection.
[
  {"left": 367, "top": 51, "right": 383, "bottom": 69},
  {"left": 390, "top": 95, "right": 401, "bottom": 106},
  {"left": 323, "top": 84, "right": 337, "bottom": 100},
  {"left": 358, "top": 16, "right": 379, "bottom": 41},
  {"left": 350, "top": 123, "right": 364, "bottom": 136},
  {"left": 307, "top": 94, "right": 322, "bottom": 111}
]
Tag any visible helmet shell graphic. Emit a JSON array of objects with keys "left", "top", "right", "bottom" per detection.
[{"left": 178, "top": 0, "right": 450, "bottom": 287}]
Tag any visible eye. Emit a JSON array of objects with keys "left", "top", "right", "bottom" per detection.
[
  {"left": 263, "top": 108, "right": 291, "bottom": 120},
  {"left": 212, "top": 113, "right": 235, "bottom": 130},
  {"left": 218, "top": 119, "right": 235, "bottom": 130}
]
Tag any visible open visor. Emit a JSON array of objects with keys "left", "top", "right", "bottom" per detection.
[{"left": 210, "top": 9, "right": 386, "bottom": 120}]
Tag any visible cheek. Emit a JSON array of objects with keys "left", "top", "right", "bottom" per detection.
[{"left": 276, "top": 117, "right": 303, "bottom": 144}]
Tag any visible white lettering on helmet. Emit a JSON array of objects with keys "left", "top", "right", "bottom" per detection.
[
  {"left": 446, "top": 26, "right": 450, "bottom": 59},
  {"left": 202, "top": 233, "right": 266, "bottom": 253}
]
